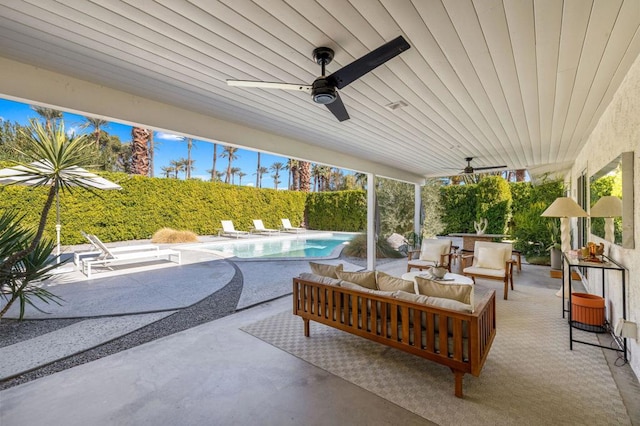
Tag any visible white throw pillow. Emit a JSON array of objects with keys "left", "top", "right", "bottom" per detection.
[{"left": 476, "top": 247, "right": 505, "bottom": 270}]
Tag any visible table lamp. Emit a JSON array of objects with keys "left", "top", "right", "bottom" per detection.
[
  {"left": 590, "top": 196, "right": 622, "bottom": 243},
  {"left": 541, "top": 197, "right": 588, "bottom": 297}
]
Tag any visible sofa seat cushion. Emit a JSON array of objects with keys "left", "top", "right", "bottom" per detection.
[
  {"left": 376, "top": 271, "right": 414, "bottom": 293},
  {"left": 463, "top": 266, "right": 506, "bottom": 278},
  {"left": 392, "top": 290, "right": 473, "bottom": 313},
  {"left": 309, "top": 262, "right": 343, "bottom": 278},
  {"left": 337, "top": 270, "right": 377, "bottom": 289}
]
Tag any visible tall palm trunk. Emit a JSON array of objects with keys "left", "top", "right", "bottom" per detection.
[
  {"left": 299, "top": 161, "right": 311, "bottom": 192},
  {"left": 131, "top": 127, "right": 150, "bottom": 176},
  {"left": 186, "top": 138, "right": 193, "bottom": 179},
  {"left": 211, "top": 143, "right": 217, "bottom": 181},
  {"left": 148, "top": 131, "right": 154, "bottom": 177},
  {"left": 256, "top": 152, "right": 261, "bottom": 187}
]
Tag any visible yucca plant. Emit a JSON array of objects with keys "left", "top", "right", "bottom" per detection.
[
  {"left": 0, "top": 210, "right": 62, "bottom": 319},
  {"left": 0, "top": 119, "right": 96, "bottom": 319}
]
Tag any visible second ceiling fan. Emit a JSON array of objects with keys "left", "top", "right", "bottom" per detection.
[
  {"left": 460, "top": 157, "right": 507, "bottom": 174},
  {"left": 226, "top": 36, "right": 411, "bottom": 122}
]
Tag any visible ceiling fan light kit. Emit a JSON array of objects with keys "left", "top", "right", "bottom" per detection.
[{"left": 227, "top": 36, "right": 411, "bottom": 121}]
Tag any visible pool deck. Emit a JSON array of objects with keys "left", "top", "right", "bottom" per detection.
[{"left": 0, "top": 232, "right": 403, "bottom": 381}]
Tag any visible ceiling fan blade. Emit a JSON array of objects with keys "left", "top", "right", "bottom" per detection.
[
  {"left": 327, "top": 36, "right": 411, "bottom": 89},
  {"left": 226, "top": 80, "right": 311, "bottom": 92},
  {"left": 325, "top": 92, "right": 350, "bottom": 121},
  {"left": 473, "top": 165, "right": 507, "bottom": 171}
]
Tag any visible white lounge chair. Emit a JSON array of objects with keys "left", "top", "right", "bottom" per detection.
[
  {"left": 218, "top": 220, "right": 250, "bottom": 238},
  {"left": 80, "top": 234, "right": 181, "bottom": 278},
  {"left": 250, "top": 220, "right": 280, "bottom": 235},
  {"left": 74, "top": 231, "right": 160, "bottom": 266},
  {"left": 281, "top": 218, "right": 306, "bottom": 234}
]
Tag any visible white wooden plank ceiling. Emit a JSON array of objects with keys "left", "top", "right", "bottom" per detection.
[{"left": 0, "top": 0, "right": 638, "bottom": 178}]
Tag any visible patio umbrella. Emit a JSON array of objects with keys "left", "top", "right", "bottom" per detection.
[{"left": 0, "top": 160, "right": 122, "bottom": 262}]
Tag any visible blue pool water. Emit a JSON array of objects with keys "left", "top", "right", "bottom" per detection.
[{"left": 198, "top": 234, "right": 353, "bottom": 259}]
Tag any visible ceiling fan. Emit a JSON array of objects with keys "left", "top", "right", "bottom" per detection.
[
  {"left": 460, "top": 157, "right": 507, "bottom": 174},
  {"left": 226, "top": 36, "right": 411, "bottom": 122}
]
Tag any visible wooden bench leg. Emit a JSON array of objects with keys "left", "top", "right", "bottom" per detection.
[
  {"left": 452, "top": 369, "right": 464, "bottom": 398},
  {"left": 303, "top": 318, "right": 310, "bottom": 337}
]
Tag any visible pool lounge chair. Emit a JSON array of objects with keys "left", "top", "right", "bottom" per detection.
[
  {"left": 74, "top": 231, "right": 160, "bottom": 266},
  {"left": 250, "top": 220, "right": 280, "bottom": 235},
  {"left": 218, "top": 220, "right": 250, "bottom": 238},
  {"left": 281, "top": 218, "right": 306, "bottom": 234},
  {"left": 80, "top": 234, "right": 181, "bottom": 278}
]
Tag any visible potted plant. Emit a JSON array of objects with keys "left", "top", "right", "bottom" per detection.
[{"left": 546, "top": 221, "right": 562, "bottom": 270}]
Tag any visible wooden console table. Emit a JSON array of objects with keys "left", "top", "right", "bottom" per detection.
[{"left": 448, "top": 233, "right": 510, "bottom": 251}]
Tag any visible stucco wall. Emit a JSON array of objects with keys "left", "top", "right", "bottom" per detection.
[{"left": 572, "top": 53, "right": 640, "bottom": 378}]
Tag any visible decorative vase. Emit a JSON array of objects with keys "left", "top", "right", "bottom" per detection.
[{"left": 431, "top": 266, "right": 447, "bottom": 279}]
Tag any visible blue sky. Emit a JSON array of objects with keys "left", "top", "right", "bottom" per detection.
[{"left": 0, "top": 97, "right": 315, "bottom": 189}]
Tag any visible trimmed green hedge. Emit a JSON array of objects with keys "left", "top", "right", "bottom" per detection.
[
  {"left": 306, "top": 190, "right": 367, "bottom": 231},
  {"left": 475, "top": 176, "right": 512, "bottom": 234},
  {"left": 439, "top": 184, "right": 477, "bottom": 234},
  {"left": 0, "top": 172, "right": 307, "bottom": 244}
]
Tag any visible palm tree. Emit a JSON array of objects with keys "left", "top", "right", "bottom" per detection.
[
  {"left": 185, "top": 138, "right": 195, "bottom": 179},
  {"left": 299, "top": 161, "right": 311, "bottom": 192},
  {"left": 287, "top": 159, "right": 299, "bottom": 190},
  {"left": 169, "top": 159, "right": 184, "bottom": 178},
  {"left": 31, "top": 106, "right": 63, "bottom": 133},
  {"left": 312, "top": 164, "right": 321, "bottom": 191},
  {"left": 148, "top": 130, "right": 155, "bottom": 178},
  {"left": 229, "top": 166, "right": 241, "bottom": 184},
  {"left": 270, "top": 162, "right": 284, "bottom": 190},
  {"left": 271, "top": 173, "right": 281, "bottom": 190},
  {"left": 81, "top": 116, "right": 109, "bottom": 149},
  {"left": 221, "top": 146, "right": 239, "bottom": 184},
  {"left": 160, "top": 165, "right": 174, "bottom": 178},
  {"left": 254, "top": 166, "right": 268, "bottom": 188},
  {"left": 0, "top": 119, "right": 95, "bottom": 318},
  {"left": 237, "top": 171, "right": 247, "bottom": 185},
  {"left": 210, "top": 143, "right": 218, "bottom": 181},
  {"left": 255, "top": 151, "right": 261, "bottom": 187},
  {"left": 131, "top": 127, "right": 150, "bottom": 176},
  {"left": 215, "top": 171, "right": 225, "bottom": 182}
]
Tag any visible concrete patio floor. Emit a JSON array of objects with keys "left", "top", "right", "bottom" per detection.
[{"left": 1, "top": 235, "right": 638, "bottom": 425}]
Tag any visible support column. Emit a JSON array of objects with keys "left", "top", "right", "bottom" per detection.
[
  {"left": 367, "top": 173, "right": 376, "bottom": 272},
  {"left": 414, "top": 184, "right": 421, "bottom": 238}
]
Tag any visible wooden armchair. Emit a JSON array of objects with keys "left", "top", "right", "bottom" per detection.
[
  {"left": 407, "top": 239, "right": 454, "bottom": 272},
  {"left": 462, "top": 241, "right": 515, "bottom": 300}
]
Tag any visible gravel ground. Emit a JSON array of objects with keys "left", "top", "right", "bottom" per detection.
[{"left": 0, "top": 253, "right": 398, "bottom": 390}]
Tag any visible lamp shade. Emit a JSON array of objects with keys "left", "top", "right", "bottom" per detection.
[
  {"left": 590, "top": 196, "right": 622, "bottom": 218},
  {"left": 541, "top": 197, "right": 588, "bottom": 218}
]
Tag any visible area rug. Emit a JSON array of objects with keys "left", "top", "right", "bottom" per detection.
[{"left": 241, "top": 284, "right": 631, "bottom": 425}]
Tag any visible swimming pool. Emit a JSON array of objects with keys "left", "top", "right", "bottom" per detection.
[{"left": 192, "top": 233, "right": 354, "bottom": 259}]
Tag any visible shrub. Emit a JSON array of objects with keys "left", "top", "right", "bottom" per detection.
[
  {"left": 151, "top": 228, "right": 199, "bottom": 243},
  {"left": 306, "top": 190, "right": 367, "bottom": 231},
  {"left": 342, "top": 233, "right": 404, "bottom": 258},
  {"left": 475, "top": 176, "right": 512, "bottom": 234}
]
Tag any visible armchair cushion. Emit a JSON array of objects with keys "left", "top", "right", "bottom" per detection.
[
  {"left": 310, "top": 262, "right": 343, "bottom": 279},
  {"left": 476, "top": 247, "right": 506, "bottom": 270},
  {"left": 298, "top": 272, "right": 342, "bottom": 286}
]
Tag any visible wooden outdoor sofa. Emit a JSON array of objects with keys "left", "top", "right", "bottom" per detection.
[{"left": 293, "top": 276, "right": 496, "bottom": 398}]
